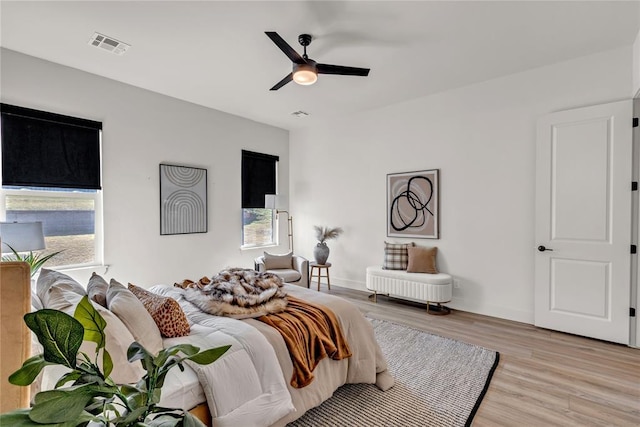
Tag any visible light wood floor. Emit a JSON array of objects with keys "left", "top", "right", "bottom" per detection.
[{"left": 325, "top": 286, "right": 640, "bottom": 427}]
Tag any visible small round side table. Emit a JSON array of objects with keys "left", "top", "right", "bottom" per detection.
[{"left": 310, "top": 262, "right": 332, "bottom": 291}]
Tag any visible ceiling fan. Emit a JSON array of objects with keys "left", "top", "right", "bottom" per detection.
[{"left": 265, "top": 31, "right": 370, "bottom": 91}]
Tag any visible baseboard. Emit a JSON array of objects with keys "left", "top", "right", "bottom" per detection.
[
  {"left": 448, "top": 297, "right": 533, "bottom": 324},
  {"left": 330, "top": 277, "right": 369, "bottom": 292}
]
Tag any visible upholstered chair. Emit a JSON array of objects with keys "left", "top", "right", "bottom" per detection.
[{"left": 254, "top": 252, "right": 309, "bottom": 288}]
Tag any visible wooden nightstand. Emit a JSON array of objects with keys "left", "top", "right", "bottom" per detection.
[{"left": 309, "top": 262, "right": 331, "bottom": 291}]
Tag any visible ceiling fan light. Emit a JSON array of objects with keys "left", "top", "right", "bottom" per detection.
[
  {"left": 293, "top": 70, "right": 317, "bottom": 85},
  {"left": 292, "top": 61, "right": 318, "bottom": 85}
]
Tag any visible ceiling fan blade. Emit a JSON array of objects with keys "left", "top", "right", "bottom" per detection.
[
  {"left": 317, "top": 63, "right": 370, "bottom": 76},
  {"left": 270, "top": 73, "right": 293, "bottom": 91},
  {"left": 265, "top": 32, "right": 305, "bottom": 64}
]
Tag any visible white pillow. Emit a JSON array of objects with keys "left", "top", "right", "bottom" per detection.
[
  {"left": 106, "top": 279, "right": 163, "bottom": 355},
  {"left": 31, "top": 294, "right": 44, "bottom": 311},
  {"left": 87, "top": 272, "right": 109, "bottom": 308},
  {"left": 36, "top": 268, "right": 86, "bottom": 309},
  {"left": 44, "top": 291, "right": 145, "bottom": 385}
]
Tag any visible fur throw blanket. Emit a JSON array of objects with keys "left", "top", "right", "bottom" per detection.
[{"left": 179, "top": 268, "right": 288, "bottom": 319}]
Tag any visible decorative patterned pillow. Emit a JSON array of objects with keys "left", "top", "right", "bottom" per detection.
[
  {"left": 263, "top": 251, "right": 293, "bottom": 270},
  {"left": 407, "top": 246, "right": 439, "bottom": 274},
  {"left": 128, "top": 283, "right": 190, "bottom": 338},
  {"left": 382, "top": 242, "right": 415, "bottom": 270},
  {"left": 87, "top": 272, "right": 109, "bottom": 307}
]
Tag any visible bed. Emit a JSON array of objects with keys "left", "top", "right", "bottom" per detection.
[
  {"left": 20, "top": 268, "right": 392, "bottom": 427},
  {"left": 153, "top": 283, "right": 393, "bottom": 426}
]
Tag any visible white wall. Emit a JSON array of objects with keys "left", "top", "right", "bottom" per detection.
[
  {"left": 290, "top": 47, "right": 633, "bottom": 323},
  {"left": 0, "top": 48, "right": 291, "bottom": 286}
]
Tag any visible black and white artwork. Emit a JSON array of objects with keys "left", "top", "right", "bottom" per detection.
[
  {"left": 160, "top": 164, "right": 207, "bottom": 235},
  {"left": 387, "top": 169, "right": 439, "bottom": 239}
]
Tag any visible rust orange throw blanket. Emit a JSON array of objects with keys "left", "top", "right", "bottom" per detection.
[{"left": 258, "top": 295, "right": 352, "bottom": 388}]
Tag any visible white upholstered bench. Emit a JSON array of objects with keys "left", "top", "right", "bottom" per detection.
[{"left": 366, "top": 266, "right": 453, "bottom": 314}]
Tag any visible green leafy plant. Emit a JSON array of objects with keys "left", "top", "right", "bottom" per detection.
[
  {"left": 1, "top": 244, "right": 62, "bottom": 277},
  {"left": 0, "top": 296, "right": 230, "bottom": 426},
  {"left": 313, "top": 226, "right": 343, "bottom": 244}
]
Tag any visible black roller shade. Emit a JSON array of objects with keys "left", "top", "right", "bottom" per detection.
[
  {"left": 242, "top": 150, "right": 279, "bottom": 208},
  {"left": 1, "top": 103, "right": 102, "bottom": 190}
]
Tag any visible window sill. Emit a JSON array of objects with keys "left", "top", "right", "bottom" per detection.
[
  {"left": 240, "top": 243, "right": 279, "bottom": 251},
  {"left": 52, "top": 264, "right": 110, "bottom": 275}
]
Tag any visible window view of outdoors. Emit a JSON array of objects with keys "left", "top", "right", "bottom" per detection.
[
  {"left": 6, "top": 194, "right": 95, "bottom": 267},
  {"left": 242, "top": 208, "right": 274, "bottom": 247}
]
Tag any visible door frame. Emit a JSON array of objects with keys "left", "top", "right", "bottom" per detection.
[{"left": 632, "top": 98, "right": 640, "bottom": 348}]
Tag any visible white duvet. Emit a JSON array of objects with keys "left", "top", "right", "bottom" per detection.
[
  {"left": 151, "top": 284, "right": 393, "bottom": 427},
  {"left": 152, "top": 285, "right": 295, "bottom": 427}
]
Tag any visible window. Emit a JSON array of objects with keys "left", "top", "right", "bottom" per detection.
[
  {"left": 0, "top": 104, "right": 103, "bottom": 268},
  {"left": 241, "top": 150, "right": 279, "bottom": 248}
]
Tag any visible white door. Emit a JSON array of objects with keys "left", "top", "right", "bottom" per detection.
[{"left": 535, "top": 100, "right": 633, "bottom": 345}]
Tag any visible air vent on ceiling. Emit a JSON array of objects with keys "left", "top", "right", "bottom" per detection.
[
  {"left": 88, "top": 32, "right": 130, "bottom": 55},
  {"left": 291, "top": 110, "right": 310, "bottom": 118}
]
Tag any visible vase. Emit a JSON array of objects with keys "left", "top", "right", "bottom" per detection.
[{"left": 314, "top": 242, "right": 330, "bottom": 265}]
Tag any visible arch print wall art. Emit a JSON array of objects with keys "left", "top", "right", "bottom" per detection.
[
  {"left": 387, "top": 169, "right": 439, "bottom": 239},
  {"left": 160, "top": 164, "right": 207, "bottom": 235}
]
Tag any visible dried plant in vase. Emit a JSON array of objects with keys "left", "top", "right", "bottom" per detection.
[{"left": 313, "top": 226, "right": 343, "bottom": 265}]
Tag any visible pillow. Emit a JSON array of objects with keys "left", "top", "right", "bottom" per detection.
[
  {"left": 382, "top": 242, "right": 415, "bottom": 270},
  {"left": 128, "top": 283, "right": 190, "bottom": 338},
  {"left": 87, "top": 272, "right": 109, "bottom": 307},
  {"left": 36, "top": 268, "right": 86, "bottom": 309},
  {"left": 263, "top": 251, "right": 293, "bottom": 270},
  {"left": 46, "top": 291, "right": 145, "bottom": 384},
  {"left": 31, "top": 294, "right": 44, "bottom": 311},
  {"left": 106, "top": 279, "right": 164, "bottom": 355},
  {"left": 406, "top": 246, "right": 439, "bottom": 274}
]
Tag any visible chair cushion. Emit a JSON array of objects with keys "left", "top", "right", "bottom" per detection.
[
  {"left": 267, "top": 269, "right": 301, "bottom": 283},
  {"left": 263, "top": 251, "right": 293, "bottom": 270}
]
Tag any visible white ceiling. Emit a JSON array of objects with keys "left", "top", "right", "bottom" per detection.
[{"left": 1, "top": 1, "right": 639, "bottom": 130}]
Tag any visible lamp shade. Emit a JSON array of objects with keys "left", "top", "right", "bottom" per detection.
[
  {"left": 0, "top": 222, "right": 46, "bottom": 253},
  {"left": 265, "top": 194, "right": 288, "bottom": 210},
  {"left": 265, "top": 194, "right": 277, "bottom": 210}
]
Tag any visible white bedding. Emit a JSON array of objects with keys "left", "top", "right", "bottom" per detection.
[
  {"left": 157, "top": 360, "right": 205, "bottom": 412},
  {"left": 152, "top": 284, "right": 393, "bottom": 427},
  {"left": 153, "top": 285, "right": 295, "bottom": 427}
]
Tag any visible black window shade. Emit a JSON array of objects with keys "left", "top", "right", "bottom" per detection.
[
  {"left": 1, "top": 103, "right": 102, "bottom": 190},
  {"left": 242, "top": 150, "right": 279, "bottom": 208}
]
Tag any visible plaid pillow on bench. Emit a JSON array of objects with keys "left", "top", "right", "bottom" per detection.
[{"left": 382, "top": 241, "right": 415, "bottom": 270}]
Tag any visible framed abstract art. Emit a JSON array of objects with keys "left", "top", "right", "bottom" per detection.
[
  {"left": 160, "top": 164, "right": 207, "bottom": 235},
  {"left": 387, "top": 169, "right": 439, "bottom": 239}
]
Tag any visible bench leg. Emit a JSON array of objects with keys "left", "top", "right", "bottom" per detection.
[
  {"left": 367, "top": 291, "right": 378, "bottom": 303},
  {"left": 427, "top": 302, "right": 451, "bottom": 315}
]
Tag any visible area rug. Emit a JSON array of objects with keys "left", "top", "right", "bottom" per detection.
[{"left": 288, "top": 318, "right": 499, "bottom": 427}]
